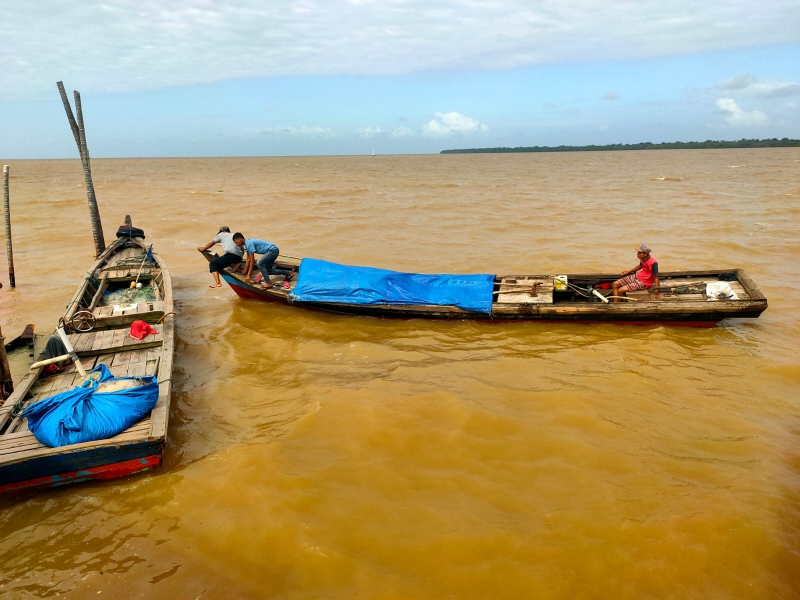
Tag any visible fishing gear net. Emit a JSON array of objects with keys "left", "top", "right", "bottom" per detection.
[{"left": 102, "top": 282, "right": 158, "bottom": 306}]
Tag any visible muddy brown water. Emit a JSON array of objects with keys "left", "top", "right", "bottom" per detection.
[{"left": 1, "top": 150, "right": 799, "bottom": 598}]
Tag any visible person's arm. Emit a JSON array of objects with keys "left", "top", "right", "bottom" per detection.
[
  {"left": 621, "top": 264, "right": 642, "bottom": 276},
  {"left": 197, "top": 240, "right": 216, "bottom": 252},
  {"left": 651, "top": 262, "right": 660, "bottom": 299},
  {"left": 243, "top": 254, "right": 255, "bottom": 278}
]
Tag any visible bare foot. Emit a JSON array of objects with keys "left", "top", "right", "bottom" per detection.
[
  {"left": 209, "top": 283, "right": 221, "bottom": 288},
  {"left": 260, "top": 284, "right": 273, "bottom": 290}
]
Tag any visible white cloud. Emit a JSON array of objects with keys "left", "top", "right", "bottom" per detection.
[
  {"left": 717, "top": 74, "right": 800, "bottom": 98},
  {"left": 2, "top": 1, "right": 800, "bottom": 97},
  {"left": 261, "top": 125, "right": 334, "bottom": 137},
  {"left": 603, "top": 92, "right": 619, "bottom": 101},
  {"left": 356, "top": 126, "right": 385, "bottom": 138},
  {"left": 598, "top": 125, "right": 609, "bottom": 130},
  {"left": 422, "top": 112, "right": 488, "bottom": 138},
  {"left": 715, "top": 98, "right": 768, "bottom": 126},
  {"left": 391, "top": 126, "right": 414, "bottom": 138}
]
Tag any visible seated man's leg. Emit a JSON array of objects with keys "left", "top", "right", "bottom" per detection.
[{"left": 613, "top": 274, "right": 644, "bottom": 301}]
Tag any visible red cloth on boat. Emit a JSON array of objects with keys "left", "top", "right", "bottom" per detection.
[{"left": 130, "top": 320, "right": 158, "bottom": 340}]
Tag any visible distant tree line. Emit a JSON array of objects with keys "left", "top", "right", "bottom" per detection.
[{"left": 440, "top": 138, "right": 800, "bottom": 154}]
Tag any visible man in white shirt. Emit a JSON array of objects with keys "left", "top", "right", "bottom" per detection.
[{"left": 197, "top": 227, "right": 245, "bottom": 288}]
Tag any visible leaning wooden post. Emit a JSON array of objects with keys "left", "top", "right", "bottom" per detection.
[
  {"left": 56, "top": 81, "right": 106, "bottom": 257},
  {"left": 3, "top": 165, "right": 14, "bottom": 288},
  {"left": 0, "top": 324, "right": 12, "bottom": 401}
]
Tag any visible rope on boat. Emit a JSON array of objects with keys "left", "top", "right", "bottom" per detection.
[
  {"left": 108, "top": 255, "right": 148, "bottom": 268},
  {"left": 9, "top": 394, "right": 28, "bottom": 419},
  {"left": 566, "top": 282, "right": 593, "bottom": 298}
]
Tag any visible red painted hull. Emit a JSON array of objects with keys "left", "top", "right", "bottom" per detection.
[{"left": 0, "top": 455, "right": 162, "bottom": 493}]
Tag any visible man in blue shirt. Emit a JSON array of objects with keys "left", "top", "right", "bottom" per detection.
[{"left": 243, "top": 237, "right": 293, "bottom": 290}]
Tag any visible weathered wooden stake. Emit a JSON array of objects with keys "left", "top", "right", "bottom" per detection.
[
  {"left": 57, "top": 81, "right": 106, "bottom": 257},
  {"left": 3, "top": 165, "right": 13, "bottom": 288},
  {"left": 0, "top": 325, "right": 13, "bottom": 401}
]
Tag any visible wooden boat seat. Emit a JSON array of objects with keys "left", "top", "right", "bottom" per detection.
[
  {"left": 67, "top": 325, "right": 164, "bottom": 356},
  {"left": 91, "top": 301, "right": 166, "bottom": 327},
  {"left": 626, "top": 290, "right": 653, "bottom": 301}
]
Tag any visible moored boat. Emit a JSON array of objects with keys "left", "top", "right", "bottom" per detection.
[
  {"left": 201, "top": 252, "right": 767, "bottom": 326},
  {"left": 0, "top": 219, "right": 174, "bottom": 493}
]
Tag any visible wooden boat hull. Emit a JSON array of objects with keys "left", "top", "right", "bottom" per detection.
[
  {"left": 0, "top": 223, "right": 174, "bottom": 494},
  {"left": 209, "top": 253, "right": 767, "bottom": 326},
  {"left": 3, "top": 325, "right": 35, "bottom": 352},
  {"left": 0, "top": 441, "right": 162, "bottom": 493}
]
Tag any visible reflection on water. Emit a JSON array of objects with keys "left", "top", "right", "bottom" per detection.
[{"left": 1, "top": 150, "right": 799, "bottom": 598}]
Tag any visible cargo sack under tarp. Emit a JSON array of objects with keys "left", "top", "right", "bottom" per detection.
[{"left": 22, "top": 364, "right": 159, "bottom": 448}]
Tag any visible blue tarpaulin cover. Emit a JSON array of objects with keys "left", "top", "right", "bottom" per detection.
[
  {"left": 289, "top": 258, "right": 496, "bottom": 313},
  {"left": 22, "top": 364, "right": 159, "bottom": 448}
]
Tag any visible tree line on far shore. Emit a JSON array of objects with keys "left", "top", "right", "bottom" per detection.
[{"left": 440, "top": 138, "right": 800, "bottom": 154}]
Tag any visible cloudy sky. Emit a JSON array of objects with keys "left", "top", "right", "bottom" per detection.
[{"left": 1, "top": 0, "right": 799, "bottom": 158}]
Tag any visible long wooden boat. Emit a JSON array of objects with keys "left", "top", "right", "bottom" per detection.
[
  {"left": 0, "top": 219, "right": 174, "bottom": 493},
  {"left": 201, "top": 252, "right": 766, "bottom": 326}
]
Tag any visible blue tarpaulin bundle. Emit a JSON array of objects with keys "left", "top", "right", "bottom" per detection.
[
  {"left": 289, "top": 258, "right": 496, "bottom": 313},
  {"left": 22, "top": 364, "right": 159, "bottom": 448}
]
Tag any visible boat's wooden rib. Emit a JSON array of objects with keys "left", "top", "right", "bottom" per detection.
[
  {"left": 201, "top": 251, "right": 766, "bottom": 326},
  {"left": 0, "top": 220, "right": 175, "bottom": 494}
]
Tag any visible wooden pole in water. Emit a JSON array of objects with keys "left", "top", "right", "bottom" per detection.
[
  {"left": 56, "top": 82, "right": 106, "bottom": 257},
  {"left": 3, "top": 165, "right": 14, "bottom": 288},
  {"left": 0, "top": 325, "right": 12, "bottom": 401}
]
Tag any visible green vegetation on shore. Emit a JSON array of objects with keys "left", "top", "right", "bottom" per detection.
[{"left": 440, "top": 138, "right": 800, "bottom": 154}]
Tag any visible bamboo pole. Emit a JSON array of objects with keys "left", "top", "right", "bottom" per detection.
[
  {"left": 56, "top": 81, "right": 106, "bottom": 257},
  {"left": 0, "top": 325, "right": 12, "bottom": 401},
  {"left": 3, "top": 165, "right": 13, "bottom": 288}
]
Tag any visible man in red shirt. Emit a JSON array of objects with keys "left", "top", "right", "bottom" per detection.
[{"left": 612, "top": 244, "right": 661, "bottom": 302}]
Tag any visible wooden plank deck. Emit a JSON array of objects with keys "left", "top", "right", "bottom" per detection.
[
  {"left": 496, "top": 277, "right": 554, "bottom": 305},
  {"left": 622, "top": 277, "right": 748, "bottom": 302},
  {"left": 67, "top": 324, "right": 164, "bottom": 356},
  {"left": 0, "top": 418, "right": 153, "bottom": 459}
]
